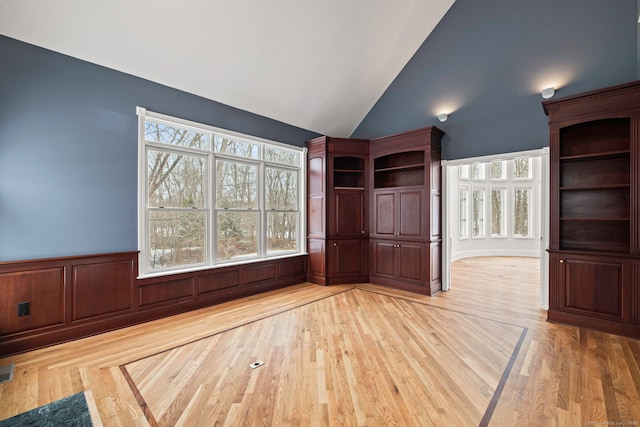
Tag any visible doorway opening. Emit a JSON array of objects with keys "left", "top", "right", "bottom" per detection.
[{"left": 442, "top": 148, "right": 549, "bottom": 309}]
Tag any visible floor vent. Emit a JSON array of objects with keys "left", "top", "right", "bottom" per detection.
[{"left": 0, "top": 364, "right": 15, "bottom": 384}]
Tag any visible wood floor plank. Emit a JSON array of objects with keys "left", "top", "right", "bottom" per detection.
[
  {"left": 1, "top": 257, "right": 639, "bottom": 426},
  {"left": 123, "top": 288, "right": 522, "bottom": 426}
]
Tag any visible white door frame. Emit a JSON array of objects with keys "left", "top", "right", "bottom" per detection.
[{"left": 441, "top": 148, "right": 549, "bottom": 308}]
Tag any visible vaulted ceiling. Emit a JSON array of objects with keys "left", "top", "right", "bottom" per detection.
[{"left": 0, "top": 0, "right": 455, "bottom": 137}]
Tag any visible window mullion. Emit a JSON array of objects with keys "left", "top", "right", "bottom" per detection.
[
  {"left": 208, "top": 151, "right": 215, "bottom": 266},
  {"left": 258, "top": 161, "right": 265, "bottom": 258}
]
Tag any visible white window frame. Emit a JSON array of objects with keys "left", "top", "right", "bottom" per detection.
[
  {"left": 458, "top": 185, "right": 469, "bottom": 239},
  {"left": 137, "top": 107, "right": 306, "bottom": 278},
  {"left": 459, "top": 164, "right": 470, "bottom": 180}
]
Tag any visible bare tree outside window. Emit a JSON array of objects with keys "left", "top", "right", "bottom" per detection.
[
  {"left": 146, "top": 121, "right": 208, "bottom": 270},
  {"left": 514, "top": 188, "right": 531, "bottom": 236},
  {"left": 514, "top": 157, "right": 531, "bottom": 179},
  {"left": 265, "top": 167, "right": 298, "bottom": 254},
  {"left": 472, "top": 189, "right": 485, "bottom": 237},
  {"left": 214, "top": 136, "right": 259, "bottom": 159},
  {"left": 491, "top": 188, "right": 505, "bottom": 236},
  {"left": 265, "top": 146, "right": 301, "bottom": 166},
  {"left": 472, "top": 163, "right": 485, "bottom": 180},
  {"left": 216, "top": 159, "right": 258, "bottom": 260},
  {"left": 139, "top": 112, "right": 303, "bottom": 275},
  {"left": 490, "top": 160, "right": 506, "bottom": 180},
  {"left": 146, "top": 120, "right": 210, "bottom": 150}
]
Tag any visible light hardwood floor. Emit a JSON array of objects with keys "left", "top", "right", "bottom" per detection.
[{"left": 0, "top": 257, "right": 639, "bottom": 426}]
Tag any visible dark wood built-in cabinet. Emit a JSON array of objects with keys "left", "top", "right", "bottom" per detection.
[
  {"left": 306, "top": 127, "right": 443, "bottom": 295},
  {"left": 369, "top": 128, "right": 443, "bottom": 295},
  {"left": 544, "top": 80, "right": 640, "bottom": 339},
  {"left": 307, "top": 137, "right": 369, "bottom": 285}
]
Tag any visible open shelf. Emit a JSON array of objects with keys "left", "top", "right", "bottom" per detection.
[
  {"left": 560, "top": 156, "right": 630, "bottom": 187},
  {"left": 559, "top": 118, "right": 630, "bottom": 157},
  {"left": 557, "top": 118, "right": 631, "bottom": 255},
  {"left": 374, "top": 151, "right": 425, "bottom": 188},
  {"left": 560, "top": 219, "right": 630, "bottom": 254},
  {"left": 333, "top": 156, "right": 365, "bottom": 189},
  {"left": 560, "top": 188, "right": 630, "bottom": 219}
]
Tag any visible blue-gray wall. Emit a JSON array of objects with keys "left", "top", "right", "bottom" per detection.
[
  {"left": 0, "top": 35, "right": 319, "bottom": 261},
  {"left": 1, "top": 0, "right": 638, "bottom": 261},
  {"left": 352, "top": 0, "right": 638, "bottom": 160}
]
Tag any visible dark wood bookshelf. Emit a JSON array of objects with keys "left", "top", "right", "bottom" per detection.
[{"left": 544, "top": 80, "right": 640, "bottom": 339}]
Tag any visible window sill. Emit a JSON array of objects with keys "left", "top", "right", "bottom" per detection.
[{"left": 137, "top": 252, "right": 304, "bottom": 280}]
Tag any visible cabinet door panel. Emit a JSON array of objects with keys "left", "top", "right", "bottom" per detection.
[
  {"left": 374, "top": 192, "right": 395, "bottom": 236},
  {"left": 308, "top": 196, "right": 325, "bottom": 237},
  {"left": 333, "top": 191, "right": 364, "bottom": 237},
  {"left": 633, "top": 261, "right": 640, "bottom": 325},
  {"left": 372, "top": 240, "right": 396, "bottom": 278},
  {"left": 431, "top": 193, "right": 441, "bottom": 240},
  {"left": 307, "top": 239, "right": 326, "bottom": 285},
  {"left": 565, "top": 258, "right": 626, "bottom": 320},
  {"left": 331, "top": 240, "right": 367, "bottom": 277},
  {"left": 398, "top": 243, "right": 424, "bottom": 282},
  {"left": 308, "top": 156, "right": 325, "bottom": 195},
  {"left": 399, "top": 190, "right": 423, "bottom": 237}
]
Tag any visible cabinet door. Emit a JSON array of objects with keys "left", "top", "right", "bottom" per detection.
[
  {"left": 329, "top": 239, "right": 368, "bottom": 281},
  {"left": 562, "top": 256, "right": 629, "bottom": 322},
  {"left": 331, "top": 190, "right": 365, "bottom": 237},
  {"left": 397, "top": 242, "right": 424, "bottom": 283},
  {"left": 548, "top": 253, "right": 565, "bottom": 311},
  {"left": 373, "top": 191, "right": 396, "bottom": 237},
  {"left": 373, "top": 189, "right": 424, "bottom": 239},
  {"left": 398, "top": 189, "right": 424, "bottom": 238},
  {"left": 371, "top": 240, "right": 396, "bottom": 278},
  {"left": 307, "top": 239, "right": 326, "bottom": 285}
]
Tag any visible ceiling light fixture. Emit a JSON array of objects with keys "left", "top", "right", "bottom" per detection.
[
  {"left": 541, "top": 87, "right": 555, "bottom": 99},
  {"left": 437, "top": 113, "right": 448, "bottom": 122}
]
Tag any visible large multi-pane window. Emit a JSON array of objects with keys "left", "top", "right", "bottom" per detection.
[
  {"left": 458, "top": 157, "right": 535, "bottom": 240},
  {"left": 138, "top": 109, "right": 304, "bottom": 276}
]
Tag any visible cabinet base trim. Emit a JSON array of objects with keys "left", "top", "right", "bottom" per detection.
[{"left": 547, "top": 309, "right": 640, "bottom": 339}]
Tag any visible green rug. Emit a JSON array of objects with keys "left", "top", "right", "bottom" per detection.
[{"left": 0, "top": 392, "right": 92, "bottom": 426}]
